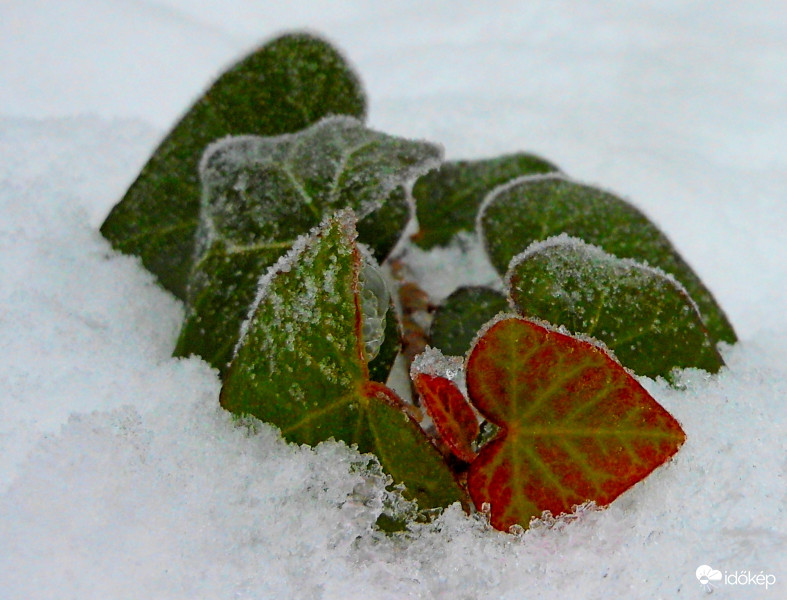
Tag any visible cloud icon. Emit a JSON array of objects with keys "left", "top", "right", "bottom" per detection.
[{"left": 696, "top": 565, "right": 723, "bottom": 585}]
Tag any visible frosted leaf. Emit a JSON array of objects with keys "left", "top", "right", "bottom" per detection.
[
  {"left": 506, "top": 235, "right": 725, "bottom": 382},
  {"left": 478, "top": 174, "right": 737, "bottom": 345},
  {"left": 410, "top": 351, "right": 478, "bottom": 463},
  {"left": 464, "top": 316, "right": 686, "bottom": 531},
  {"left": 199, "top": 115, "right": 440, "bottom": 258},
  {"left": 412, "top": 152, "right": 559, "bottom": 249},
  {"left": 175, "top": 117, "right": 440, "bottom": 376},
  {"left": 221, "top": 212, "right": 463, "bottom": 511},
  {"left": 100, "top": 32, "right": 367, "bottom": 299}
]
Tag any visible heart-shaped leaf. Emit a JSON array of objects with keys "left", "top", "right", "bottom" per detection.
[
  {"left": 412, "top": 153, "right": 559, "bottom": 249},
  {"left": 507, "top": 236, "right": 724, "bottom": 381},
  {"left": 411, "top": 349, "right": 478, "bottom": 463},
  {"left": 175, "top": 116, "right": 440, "bottom": 375},
  {"left": 429, "top": 286, "right": 508, "bottom": 357},
  {"left": 479, "top": 175, "right": 736, "bottom": 344},
  {"left": 465, "top": 316, "right": 686, "bottom": 531},
  {"left": 220, "top": 211, "right": 463, "bottom": 510},
  {"left": 100, "top": 32, "right": 367, "bottom": 299}
]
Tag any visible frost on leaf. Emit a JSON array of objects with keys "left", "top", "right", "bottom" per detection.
[
  {"left": 411, "top": 153, "right": 559, "bottom": 249},
  {"left": 506, "top": 236, "right": 724, "bottom": 381},
  {"left": 429, "top": 286, "right": 508, "bottom": 357},
  {"left": 478, "top": 174, "right": 736, "bottom": 345},
  {"left": 220, "top": 212, "right": 463, "bottom": 511},
  {"left": 175, "top": 116, "right": 440, "bottom": 375},
  {"left": 465, "top": 317, "right": 686, "bottom": 531},
  {"left": 100, "top": 32, "right": 367, "bottom": 299}
]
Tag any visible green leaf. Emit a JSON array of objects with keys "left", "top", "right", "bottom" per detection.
[
  {"left": 412, "top": 153, "right": 559, "bottom": 249},
  {"left": 174, "top": 117, "right": 441, "bottom": 375},
  {"left": 100, "top": 32, "right": 367, "bottom": 299},
  {"left": 429, "top": 286, "right": 508, "bottom": 357},
  {"left": 220, "top": 212, "right": 463, "bottom": 510},
  {"left": 506, "top": 236, "right": 724, "bottom": 381},
  {"left": 356, "top": 185, "right": 411, "bottom": 263},
  {"left": 465, "top": 317, "right": 686, "bottom": 531},
  {"left": 367, "top": 299, "right": 401, "bottom": 384},
  {"left": 479, "top": 175, "right": 736, "bottom": 344}
]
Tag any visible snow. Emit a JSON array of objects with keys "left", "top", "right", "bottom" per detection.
[{"left": 1, "top": 1, "right": 785, "bottom": 598}]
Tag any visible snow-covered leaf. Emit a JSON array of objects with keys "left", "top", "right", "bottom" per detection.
[
  {"left": 507, "top": 237, "right": 724, "bottom": 381},
  {"left": 465, "top": 317, "right": 686, "bottom": 531},
  {"left": 412, "top": 153, "right": 558, "bottom": 249},
  {"left": 100, "top": 32, "right": 367, "bottom": 299},
  {"left": 175, "top": 117, "right": 439, "bottom": 374},
  {"left": 220, "top": 212, "right": 463, "bottom": 510},
  {"left": 479, "top": 175, "right": 737, "bottom": 344},
  {"left": 429, "top": 286, "right": 508, "bottom": 357}
]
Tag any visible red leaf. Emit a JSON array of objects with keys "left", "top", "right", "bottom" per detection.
[
  {"left": 465, "top": 317, "right": 686, "bottom": 531},
  {"left": 413, "top": 373, "right": 479, "bottom": 462}
]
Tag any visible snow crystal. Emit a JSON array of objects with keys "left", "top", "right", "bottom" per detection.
[{"left": 410, "top": 346, "right": 463, "bottom": 381}]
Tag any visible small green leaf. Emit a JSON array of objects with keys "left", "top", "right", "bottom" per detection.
[
  {"left": 479, "top": 175, "right": 736, "bottom": 344},
  {"left": 100, "top": 32, "right": 367, "bottom": 299},
  {"left": 412, "top": 153, "right": 559, "bottom": 249},
  {"left": 465, "top": 317, "right": 686, "bottom": 531},
  {"left": 506, "top": 236, "right": 724, "bottom": 381},
  {"left": 429, "top": 286, "right": 508, "bottom": 357},
  {"left": 367, "top": 299, "right": 401, "bottom": 384},
  {"left": 220, "top": 212, "right": 463, "bottom": 510},
  {"left": 175, "top": 117, "right": 441, "bottom": 374}
]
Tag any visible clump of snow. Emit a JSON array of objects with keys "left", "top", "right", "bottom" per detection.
[{"left": 410, "top": 346, "right": 463, "bottom": 381}]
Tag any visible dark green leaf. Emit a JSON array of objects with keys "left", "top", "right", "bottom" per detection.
[
  {"left": 412, "top": 153, "right": 559, "bottom": 249},
  {"left": 429, "top": 286, "right": 508, "bottom": 357},
  {"left": 100, "top": 32, "right": 367, "bottom": 299},
  {"left": 220, "top": 212, "right": 463, "bottom": 510},
  {"left": 356, "top": 185, "right": 411, "bottom": 262},
  {"left": 479, "top": 175, "right": 736, "bottom": 344},
  {"left": 507, "top": 236, "right": 725, "bottom": 381},
  {"left": 175, "top": 117, "right": 440, "bottom": 374}
]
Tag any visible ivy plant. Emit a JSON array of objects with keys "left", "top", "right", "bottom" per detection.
[
  {"left": 101, "top": 32, "right": 366, "bottom": 299},
  {"left": 102, "top": 31, "right": 733, "bottom": 532}
]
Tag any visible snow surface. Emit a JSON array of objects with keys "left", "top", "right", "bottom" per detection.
[{"left": 1, "top": 1, "right": 785, "bottom": 598}]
